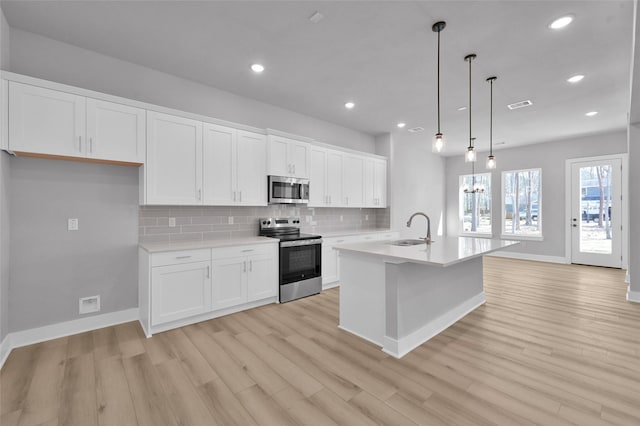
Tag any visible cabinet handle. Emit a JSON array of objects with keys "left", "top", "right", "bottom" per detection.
[
  {"left": 175, "top": 255, "right": 192, "bottom": 259},
  {"left": 241, "top": 249, "right": 254, "bottom": 253},
  {"left": 198, "top": 189, "right": 202, "bottom": 200},
  {"left": 206, "top": 265, "right": 210, "bottom": 278},
  {"left": 78, "top": 136, "right": 82, "bottom": 152},
  {"left": 239, "top": 191, "right": 242, "bottom": 202},
  {"left": 249, "top": 260, "right": 253, "bottom": 272},
  {"left": 89, "top": 137, "right": 93, "bottom": 153},
  {"left": 329, "top": 195, "right": 332, "bottom": 204},
  {"left": 233, "top": 191, "right": 236, "bottom": 202},
  {"left": 293, "top": 164, "right": 296, "bottom": 175}
]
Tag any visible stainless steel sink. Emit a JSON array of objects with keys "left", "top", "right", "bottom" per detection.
[{"left": 389, "top": 239, "right": 427, "bottom": 246}]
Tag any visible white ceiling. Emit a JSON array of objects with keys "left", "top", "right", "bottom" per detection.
[{"left": 1, "top": 1, "right": 635, "bottom": 155}]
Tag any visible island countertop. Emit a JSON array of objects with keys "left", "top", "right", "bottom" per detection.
[{"left": 334, "top": 236, "right": 519, "bottom": 267}]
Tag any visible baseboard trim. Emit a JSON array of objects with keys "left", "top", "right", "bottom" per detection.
[
  {"left": 0, "top": 334, "right": 11, "bottom": 369},
  {"left": 338, "top": 324, "right": 383, "bottom": 348},
  {"left": 487, "top": 251, "right": 569, "bottom": 264},
  {"left": 382, "top": 292, "right": 486, "bottom": 359},
  {"left": 627, "top": 285, "right": 640, "bottom": 303},
  {"left": 0, "top": 308, "right": 139, "bottom": 369}
]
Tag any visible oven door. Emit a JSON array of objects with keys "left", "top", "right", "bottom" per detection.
[
  {"left": 279, "top": 239, "right": 322, "bottom": 285},
  {"left": 269, "top": 176, "right": 309, "bottom": 204}
]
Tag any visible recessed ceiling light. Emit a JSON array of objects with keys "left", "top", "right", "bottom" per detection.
[
  {"left": 507, "top": 100, "right": 533, "bottom": 110},
  {"left": 585, "top": 111, "right": 598, "bottom": 117},
  {"left": 458, "top": 106, "right": 467, "bottom": 111},
  {"left": 408, "top": 126, "right": 425, "bottom": 133},
  {"left": 344, "top": 102, "right": 355, "bottom": 109},
  {"left": 549, "top": 15, "right": 573, "bottom": 29},
  {"left": 397, "top": 122, "right": 406, "bottom": 128},
  {"left": 250, "top": 64, "right": 265, "bottom": 73},
  {"left": 567, "top": 74, "right": 584, "bottom": 83}
]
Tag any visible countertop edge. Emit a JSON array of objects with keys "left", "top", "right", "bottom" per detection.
[{"left": 139, "top": 237, "right": 278, "bottom": 253}]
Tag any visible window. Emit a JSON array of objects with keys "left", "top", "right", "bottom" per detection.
[
  {"left": 459, "top": 173, "right": 492, "bottom": 235},
  {"left": 502, "top": 168, "right": 541, "bottom": 238}
]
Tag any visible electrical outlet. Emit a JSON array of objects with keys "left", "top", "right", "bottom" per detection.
[
  {"left": 365, "top": 214, "right": 369, "bottom": 221},
  {"left": 79, "top": 295, "right": 100, "bottom": 314},
  {"left": 67, "top": 218, "right": 79, "bottom": 231},
  {"left": 340, "top": 215, "right": 343, "bottom": 222},
  {"left": 228, "top": 216, "right": 234, "bottom": 225},
  {"left": 168, "top": 217, "right": 176, "bottom": 228}
]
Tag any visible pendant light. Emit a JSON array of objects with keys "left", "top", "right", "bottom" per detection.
[
  {"left": 464, "top": 54, "right": 477, "bottom": 162},
  {"left": 432, "top": 21, "right": 447, "bottom": 153},
  {"left": 486, "top": 76, "right": 497, "bottom": 169},
  {"left": 464, "top": 138, "right": 485, "bottom": 193}
]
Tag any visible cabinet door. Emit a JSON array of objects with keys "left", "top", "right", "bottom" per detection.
[
  {"left": 146, "top": 112, "right": 202, "bottom": 205},
  {"left": 374, "top": 159, "right": 387, "bottom": 207},
  {"left": 267, "top": 136, "right": 290, "bottom": 176},
  {"left": 203, "top": 123, "right": 236, "bottom": 205},
  {"left": 342, "top": 154, "right": 365, "bottom": 207},
  {"left": 309, "top": 147, "right": 327, "bottom": 207},
  {"left": 247, "top": 253, "right": 277, "bottom": 301},
  {"left": 236, "top": 131, "right": 267, "bottom": 205},
  {"left": 151, "top": 261, "right": 212, "bottom": 325},
  {"left": 9, "top": 82, "right": 85, "bottom": 157},
  {"left": 211, "top": 256, "right": 248, "bottom": 310},
  {"left": 326, "top": 150, "right": 344, "bottom": 207},
  {"left": 86, "top": 98, "right": 145, "bottom": 163},
  {"left": 289, "top": 140, "right": 311, "bottom": 178},
  {"left": 322, "top": 241, "right": 342, "bottom": 285},
  {"left": 364, "top": 158, "right": 376, "bottom": 207}
]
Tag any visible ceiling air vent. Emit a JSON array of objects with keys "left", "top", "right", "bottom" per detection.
[
  {"left": 507, "top": 100, "right": 533, "bottom": 110},
  {"left": 408, "top": 126, "right": 425, "bottom": 133}
]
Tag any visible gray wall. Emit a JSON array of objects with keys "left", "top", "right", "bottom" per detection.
[
  {"left": 0, "top": 7, "right": 10, "bottom": 342},
  {"left": 445, "top": 131, "right": 628, "bottom": 259},
  {"left": 139, "top": 206, "right": 386, "bottom": 244},
  {"left": 9, "top": 157, "right": 139, "bottom": 332},
  {"left": 9, "top": 28, "right": 376, "bottom": 153},
  {"left": 390, "top": 131, "right": 445, "bottom": 239}
]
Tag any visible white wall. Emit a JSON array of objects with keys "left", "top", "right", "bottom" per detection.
[
  {"left": 390, "top": 131, "right": 445, "bottom": 239},
  {"left": 0, "top": 7, "right": 10, "bottom": 343},
  {"left": 9, "top": 28, "right": 375, "bottom": 153},
  {"left": 445, "top": 131, "right": 628, "bottom": 260},
  {"left": 629, "top": 124, "right": 639, "bottom": 297}
]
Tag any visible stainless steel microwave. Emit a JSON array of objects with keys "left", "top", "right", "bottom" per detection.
[{"left": 268, "top": 175, "right": 309, "bottom": 204}]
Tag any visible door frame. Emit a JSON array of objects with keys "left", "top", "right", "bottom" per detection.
[{"left": 565, "top": 154, "right": 628, "bottom": 269}]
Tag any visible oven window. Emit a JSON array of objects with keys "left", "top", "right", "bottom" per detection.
[
  {"left": 280, "top": 244, "right": 321, "bottom": 284},
  {"left": 273, "top": 182, "right": 302, "bottom": 200}
]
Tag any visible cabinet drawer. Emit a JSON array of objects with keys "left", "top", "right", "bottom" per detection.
[
  {"left": 211, "top": 243, "right": 276, "bottom": 260},
  {"left": 151, "top": 249, "right": 211, "bottom": 267}
]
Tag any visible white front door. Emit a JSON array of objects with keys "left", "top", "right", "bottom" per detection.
[{"left": 570, "top": 158, "right": 622, "bottom": 267}]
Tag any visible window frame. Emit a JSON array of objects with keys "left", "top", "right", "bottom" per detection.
[
  {"left": 459, "top": 172, "right": 493, "bottom": 238},
  {"left": 501, "top": 167, "right": 543, "bottom": 241}
]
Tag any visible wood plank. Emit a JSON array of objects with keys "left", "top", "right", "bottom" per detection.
[
  {"left": 58, "top": 353, "right": 98, "bottom": 426},
  {"left": 197, "top": 378, "right": 258, "bottom": 426},
  {"left": 95, "top": 356, "right": 138, "bottom": 426}
]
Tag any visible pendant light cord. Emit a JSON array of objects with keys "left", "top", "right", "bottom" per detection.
[
  {"left": 437, "top": 29, "right": 441, "bottom": 133},
  {"left": 489, "top": 78, "right": 493, "bottom": 156}
]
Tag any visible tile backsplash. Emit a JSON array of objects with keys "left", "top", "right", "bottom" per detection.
[{"left": 139, "top": 205, "right": 391, "bottom": 243}]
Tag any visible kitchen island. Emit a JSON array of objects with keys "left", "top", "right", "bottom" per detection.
[{"left": 334, "top": 237, "right": 518, "bottom": 358}]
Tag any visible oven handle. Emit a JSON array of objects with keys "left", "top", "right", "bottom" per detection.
[{"left": 280, "top": 239, "right": 323, "bottom": 248}]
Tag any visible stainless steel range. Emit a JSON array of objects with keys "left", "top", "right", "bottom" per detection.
[{"left": 259, "top": 217, "right": 322, "bottom": 303}]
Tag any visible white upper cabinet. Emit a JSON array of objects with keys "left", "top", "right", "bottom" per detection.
[
  {"left": 202, "top": 123, "right": 266, "bottom": 206},
  {"left": 342, "top": 154, "right": 365, "bottom": 207},
  {"left": 309, "top": 146, "right": 344, "bottom": 207},
  {"left": 364, "top": 157, "right": 387, "bottom": 208},
  {"left": 8, "top": 82, "right": 145, "bottom": 163},
  {"left": 86, "top": 98, "right": 145, "bottom": 163},
  {"left": 267, "top": 135, "right": 311, "bottom": 179},
  {"left": 9, "top": 82, "right": 85, "bottom": 157},
  {"left": 235, "top": 130, "right": 267, "bottom": 205},
  {"left": 146, "top": 111, "right": 203, "bottom": 205}
]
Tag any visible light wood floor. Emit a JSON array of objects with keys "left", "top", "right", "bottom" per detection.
[{"left": 1, "top": 257, "right": 639, "bottom": 425}]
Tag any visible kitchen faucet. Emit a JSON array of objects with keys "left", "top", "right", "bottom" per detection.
[{"left": 406, "top": 212, "right": 432, "bottom": 245}]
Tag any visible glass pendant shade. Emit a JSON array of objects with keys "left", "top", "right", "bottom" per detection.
[
  {"left": 486, "top": 155, "right": 496, "bottom": 169},
  {"left": 465, "top": 146, "right": 476, "bottom": 162},
  {"left": 432, "top": 133, "right": 445, "bottom": 153}
]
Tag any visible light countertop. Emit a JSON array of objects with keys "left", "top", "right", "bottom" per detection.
[
  {"left": 334, "top": 237, "right": 519, "bottom": 267},
  {"left": 139, "top": 237, "right": 278, "bottom": 253},
  {"left": 318, "top": 229, "right": 395, "bottom": 238}
]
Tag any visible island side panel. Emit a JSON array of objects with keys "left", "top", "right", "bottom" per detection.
[
  {"left": 338, "top": 251, "right": 387, "bottom": 347},
  {"left": 382, "top": 256, "right": 485, "bottom": 358}
]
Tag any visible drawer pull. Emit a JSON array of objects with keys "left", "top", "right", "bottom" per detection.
[
  {"left": 241, "top": 249, "right": 254, "bottom": 252},
  {"left": 175, "top": 255, "right": 192, "bottom": 259},
  {"left": 337, "top": 240, "right": 345, "bottom": 243}
]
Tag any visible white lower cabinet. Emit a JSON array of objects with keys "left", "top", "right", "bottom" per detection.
[
  {"left": 139, "top": 242, "right": 278, "bottom": 336},
  {"left": 151, "top": 261, "right": 212, "bottom": 325},
  {"left": 322, "top": 231, "right": 399, "bottom": 288}
]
